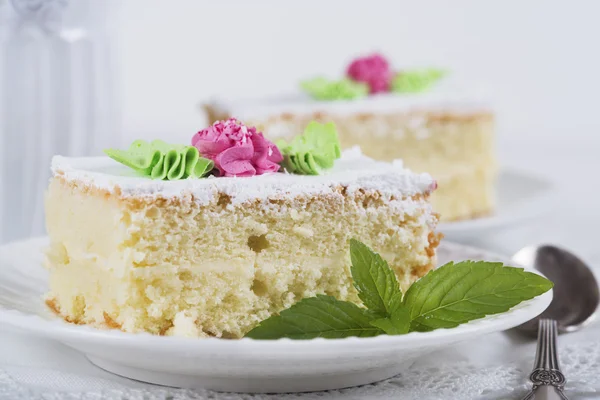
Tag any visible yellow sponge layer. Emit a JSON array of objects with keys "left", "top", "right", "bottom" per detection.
[{"left": 45, "top": 178, "right": 440, "bottom": 338}]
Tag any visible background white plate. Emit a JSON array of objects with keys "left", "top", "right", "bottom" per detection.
[
  {"left": 439, "top": 169, "right": 555, "bottom": 240},
  {"left": 0, "top": 238, "right": 551, "bottom": 393}
]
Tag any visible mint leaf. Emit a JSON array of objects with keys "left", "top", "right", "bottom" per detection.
[
  {"left": 244, "top": 241, "right": 553, "bottom": 340},
  {"left": 350, "top": 239, "right": 403, "bottom": 315},
  {"left": 403, "top": 261, "right": 554, "bottom": 332},
  {"left": 349, "top": 240, "right": 412, "bottom": 335},
  {"left": 370, "top": 303, "right": 411, "bottom": 335},
  {"left": 245, "top": 295, "right": 382, "bottom": 339}
]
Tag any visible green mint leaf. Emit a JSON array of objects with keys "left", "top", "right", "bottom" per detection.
[
  {"left": 370, "top": 302, "right": 411, "bottom": 335},
  {"left": 245, "top": 295, "right": 382, "bottom": 340},
  {"left": 403, "top": 261, "right": 554, "bottom": 332},
  {"left": 245, "top": 242, "right": 552, "bottom": 340},
  {"left": 349, "top": 239, "right": 403, "bottom": 316}
]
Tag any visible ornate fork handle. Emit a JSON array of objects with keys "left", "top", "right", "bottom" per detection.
[{"left": 522, "top": 319, "right": 569, "bottom": 400}]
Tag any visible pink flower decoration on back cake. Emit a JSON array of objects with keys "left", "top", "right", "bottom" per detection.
[
  {"left": 346, "top": 53, "right": 393, "bottom": 94},
  {"left": 191, "top": 118, "right": 283, "bottom": 177}
]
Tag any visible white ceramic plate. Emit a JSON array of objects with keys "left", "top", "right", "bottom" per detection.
[
  {"left": 0, "top": 238, "right": 551, "bottom": 393},
  {"left": 439, "top": 169, "right": 555, "bottom": 240}
]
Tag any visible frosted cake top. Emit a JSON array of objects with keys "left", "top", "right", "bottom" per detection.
[
  {"left": 208, "top": 53, "right": 491, "bottom": 122},
  {"left": 51, "top": 147, "right": 435, "bottom": 206},
  {"left": 209, "top": 88, "right": 490, "bottom": 122}
]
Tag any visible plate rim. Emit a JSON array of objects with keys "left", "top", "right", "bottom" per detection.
[{"left": 0, "top": 237, "right": 552, "bottom": 354}]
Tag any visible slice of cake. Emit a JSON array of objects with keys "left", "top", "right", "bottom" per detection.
[
  {"left": 44, "top": 120, "right": 440, "bottom": 338},
  {"left": 205, "top": 54, "right": 496, "bottom": 221}
]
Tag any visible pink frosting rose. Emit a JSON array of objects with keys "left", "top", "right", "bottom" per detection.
[
  {"left": 191, "top": 118, "right": 282, "bottom": 177},
  {"left": 346, "top": 53, "right": 393, "bottom": 94}
]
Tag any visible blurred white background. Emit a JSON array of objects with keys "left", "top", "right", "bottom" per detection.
[{"left": 118, "top": 0, "right": 600, "bottom": 158}]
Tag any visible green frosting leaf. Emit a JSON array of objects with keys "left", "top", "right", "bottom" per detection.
[
  {"left": 277, "top": 121, "right": 342, "bottom": 175},
  {"left": 301, "top": 77, "right": 368, "bottom": 101},
  {"left": 104, "top": 140, "right": 214, "bottom": 180},
  {"left": 391, "top": 68, "right": 446, "bottom": 93},
  {"left": 403, "top": 260, "right": 554, "bottom": 332}
]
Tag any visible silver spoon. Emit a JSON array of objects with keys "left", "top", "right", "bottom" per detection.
[{"left": 512, "top": 245, "right": 599, "bottom": 400}]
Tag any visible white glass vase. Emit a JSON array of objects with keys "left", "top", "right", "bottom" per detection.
[{"left": 0, "top": 0, "right": 120, "bottom": 243}]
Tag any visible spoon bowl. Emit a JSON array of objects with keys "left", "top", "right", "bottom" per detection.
[{"left": 512, "top": 245, "right": 600, "bottom": 336}]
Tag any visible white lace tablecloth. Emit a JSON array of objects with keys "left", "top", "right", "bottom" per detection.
[
  {"left": 0, "top": 221, "right": 599, "bottom": 399},
  {"left": 1, "top": 319, "right": 599, "bottom": 400},
  {"left": 1, "top": 145, "right": 599, "bottom": 399}
]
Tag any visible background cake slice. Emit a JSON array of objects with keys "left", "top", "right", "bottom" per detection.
[
  {"left": 206, "top": 93, "right": 495, "bottom": 222},
  {"left": 205, "top": 55, "right": 495, "bottom": 222},
  {"left": 45, "top": 148, "right": 440, "bottom": 338}
]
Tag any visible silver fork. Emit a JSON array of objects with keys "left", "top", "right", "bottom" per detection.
[{"left": 522, "top": 319, "right": 569, "bottom": 400}]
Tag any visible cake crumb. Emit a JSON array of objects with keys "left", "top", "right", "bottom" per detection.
[
  {"left": 292, "top": 226, "right": 314, "bottom": 238},
  {"left": 103, "top": 312, "right": 122, "bottom": 329}
]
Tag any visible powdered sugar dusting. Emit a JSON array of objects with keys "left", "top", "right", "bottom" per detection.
[{"left": 51, "top": 147, "right": 435, "bottom": 206}]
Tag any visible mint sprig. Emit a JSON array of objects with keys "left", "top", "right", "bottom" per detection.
[
  {"left": 245, "top": 240, "right": 553, "bottom": 340},
  {"left": 370, "top": 306, "right": 411, "bottom": 335},
  {"left": 404, "top": 261, "right": 554, "bottom": 332},
  {"left": 350, "top": 239, "right": 402, "bottom": 316}
]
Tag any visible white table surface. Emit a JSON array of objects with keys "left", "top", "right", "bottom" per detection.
[{"left": 1, "top": 142, "right": 599, "bottom": 400}]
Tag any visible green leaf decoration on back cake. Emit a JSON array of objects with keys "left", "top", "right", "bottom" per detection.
[
  {"left": 277, "top": 121, "right": 342, "bottom": 175},
  {"left": 391, "top": 68, "right": 446, "bottom": 93},
  {"left": 104, "top": 140, "right": 214, "bottom": 180},
  {"left": 300, "top": 77, "right": 369, "bottom": 101}
]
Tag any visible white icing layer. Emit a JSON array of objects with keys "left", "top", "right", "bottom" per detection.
[
  {"left": 51, "top": 147, "right": 435, "bottom": 206},
  {"left": 209, "top": 80, "right": 491, "bottom": 122}
]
